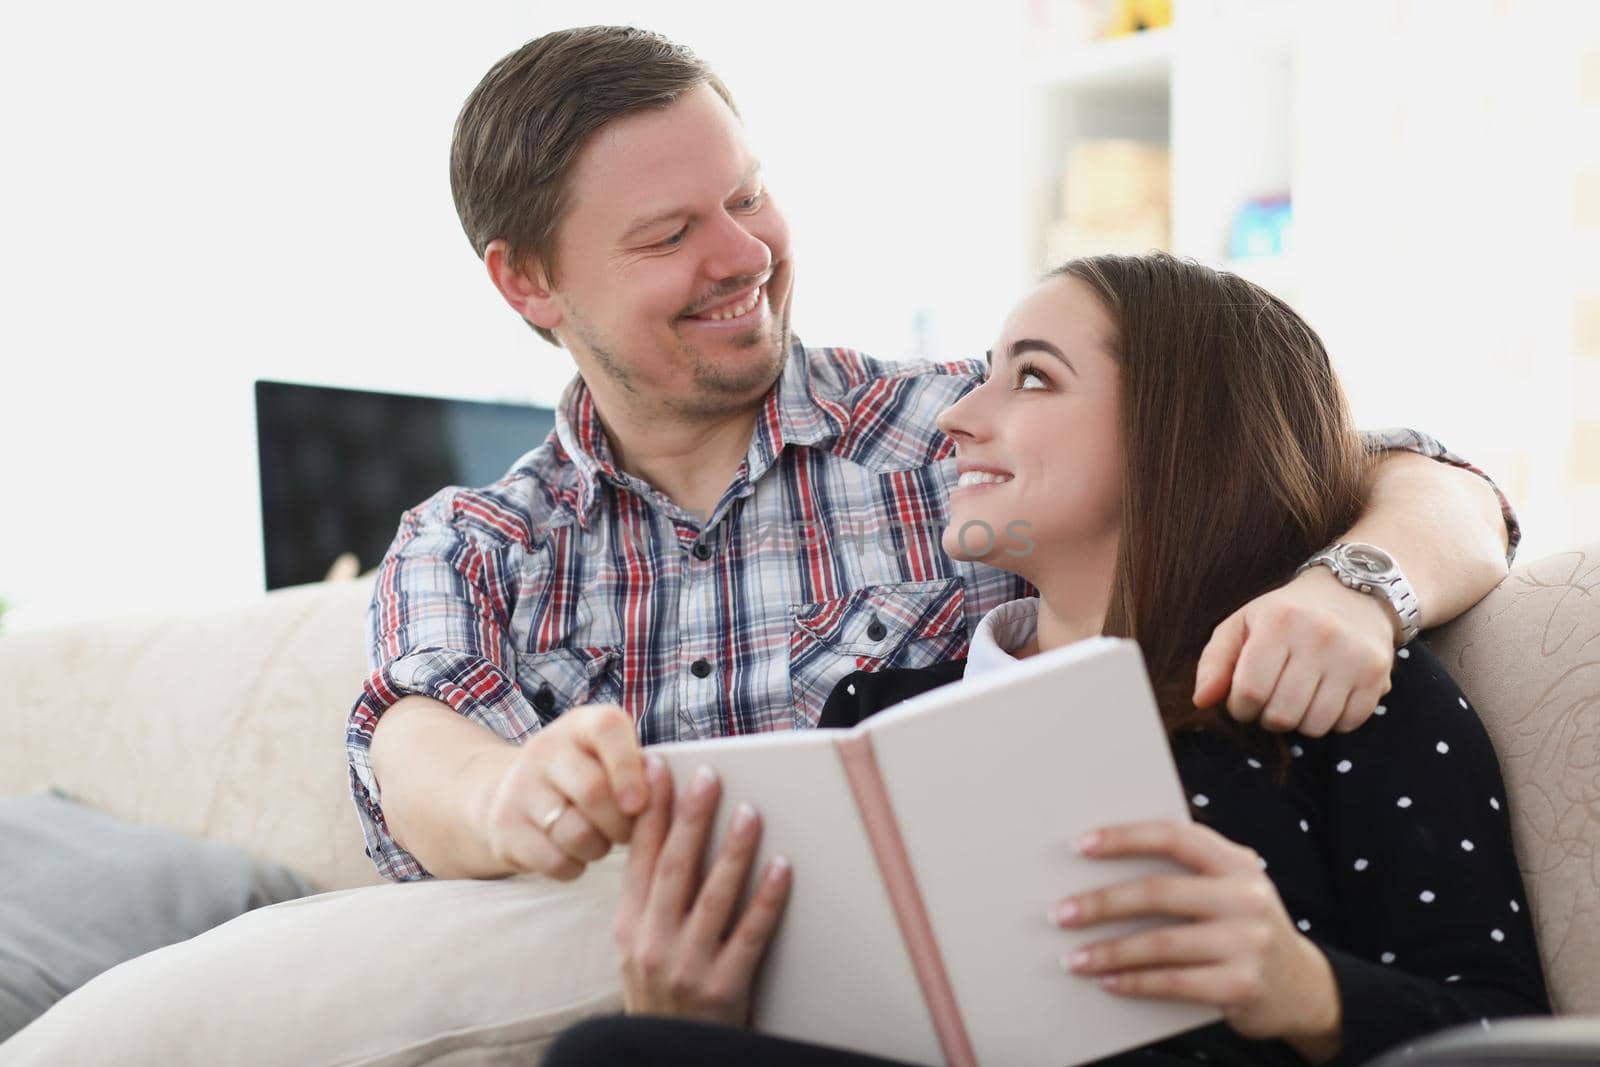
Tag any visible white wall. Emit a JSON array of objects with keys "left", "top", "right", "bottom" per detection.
[
  {"left": 1290, "top": 0, "right": 1593, "bottom": 559},
  {"left": 0, "top": 1, "right": 1029, "bottom": 630},
  {"left": 3, "top": 1, "right": 1594, "bottom": 632}
]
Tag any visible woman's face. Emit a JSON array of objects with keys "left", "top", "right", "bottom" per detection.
[{"left": 936, "top": 275, "right": 1124, "bottom": 576}]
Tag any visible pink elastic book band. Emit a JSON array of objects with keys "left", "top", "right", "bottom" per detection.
[{"left": 835, "top": 734, "right": 977, "bottom": 1067}]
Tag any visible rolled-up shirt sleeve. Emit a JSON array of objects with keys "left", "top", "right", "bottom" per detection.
[
  {"left": 345, "top": 489, "right": 542, "bottom": 882},
  {"left": 1360, "top": 426, "right": 1520, "bottom": 563}
]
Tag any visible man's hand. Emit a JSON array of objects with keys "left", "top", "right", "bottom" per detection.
[
  {"left": 1193, "top": 567, "right": 1395, "bottom": 736},
  {"left": 614, "top": 758, "right": 792, "bottom": 1025},
  {"left": 474, "top": 703, "right": 649, "bottom": 880}
]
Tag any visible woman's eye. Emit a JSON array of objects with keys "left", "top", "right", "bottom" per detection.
[
  {"left": 1018, "top": 368, "right": 1049, "bottom": 390},
  {"left": 737, "top": 191, "right": 765, "bottom": 211}
]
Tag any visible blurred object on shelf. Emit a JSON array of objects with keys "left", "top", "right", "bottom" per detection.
[
  {"left": 1105, "top": 0, "right": 1173, "bottom": 37},
  {"left": 1227, "top": 194, "right": 1293, "bottom": 260},
  {"left": 1044, "top": 139, "right": 1170, "bottom": 264},
  {"left": 1023, "top": 0, "right": 1171, "bottom": 56}
]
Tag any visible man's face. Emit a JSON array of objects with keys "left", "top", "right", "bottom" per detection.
[{"left": 544, "top": 83, "right": 795, "bottom": 420}]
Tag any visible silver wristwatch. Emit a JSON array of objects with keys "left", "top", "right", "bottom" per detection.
[{"left": 1296, "top": 542, "right": 1422, "bottom": 647}]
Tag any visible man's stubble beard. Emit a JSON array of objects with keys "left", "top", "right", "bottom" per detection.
[{"left": 568, "top": 295, "right": 792, "bottom": 423}]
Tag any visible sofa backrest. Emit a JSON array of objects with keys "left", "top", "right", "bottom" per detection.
[
  {"left": 1429, "top": 543, "right": 1600, "bottom": 1015},
  {"left": 0, "top": 577, "right": 383, "bottom": 892}
]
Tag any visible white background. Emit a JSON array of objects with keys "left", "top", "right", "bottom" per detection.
[{"left": 1, "top": 0, "right": 1594, "bottom": 631}]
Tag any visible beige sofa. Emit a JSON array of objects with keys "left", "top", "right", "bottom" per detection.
[{"left": 0, "top": 544, "right": 1596, "bottom": 1064}]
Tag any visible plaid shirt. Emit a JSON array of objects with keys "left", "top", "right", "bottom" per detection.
[{"left": 347, "top": 339, "right": 1518, "bottom": 881}]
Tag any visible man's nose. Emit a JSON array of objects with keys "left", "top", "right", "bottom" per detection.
[{"left": 702, "top": 210, "right": 771, "bottom": 282}]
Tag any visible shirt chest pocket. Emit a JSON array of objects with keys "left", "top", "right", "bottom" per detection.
[
  {"left": 515, "top": 646, "right": 623, "bottom": 728},
  {"left": 787, "top": 578, "right": 969, "bottom": 729}
]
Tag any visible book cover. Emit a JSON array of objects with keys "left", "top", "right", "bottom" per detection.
[{"left": 654, "top": 637, "right": 1218, "bottom": 1065}]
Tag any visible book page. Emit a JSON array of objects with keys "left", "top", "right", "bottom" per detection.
[
  {"left": 652, "top": 733, "right": 944, "bottom": 1065},
  {"left": 868, "top": 639, "right": 1219, "bottom": 1066}
]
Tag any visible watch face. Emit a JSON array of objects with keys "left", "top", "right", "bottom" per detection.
[{"left": 1339, "top": 543, "right": 1397, "bottom": 579}]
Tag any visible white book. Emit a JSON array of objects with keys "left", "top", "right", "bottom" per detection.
[{"left": 654, "top": 637, "right": 1219, "bottom": 1066}]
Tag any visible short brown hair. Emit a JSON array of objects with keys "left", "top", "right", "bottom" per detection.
[
  {"left": 450, "top": 27, "right": 739, "bottom": 347},
  {"left": 1054, "top": 254, "right": 1368, "bottom": 734}
]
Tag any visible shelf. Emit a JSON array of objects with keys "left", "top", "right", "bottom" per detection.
[{"left": 1025, "top": 27, "right": 1174, "bottom": 98}]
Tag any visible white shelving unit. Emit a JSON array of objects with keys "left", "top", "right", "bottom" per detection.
[
  {"left": 1022, "top": 0, "right": 1298, "bottom": 298},
  {"left": 1019, "top": 0, "right": 1597, "bottom": 558}
]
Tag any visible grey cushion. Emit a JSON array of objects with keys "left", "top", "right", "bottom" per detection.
[{"left": 0, "top": 789, "right": 312, "bottom": 1041}]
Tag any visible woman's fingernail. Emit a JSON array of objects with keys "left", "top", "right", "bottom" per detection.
[
  {"left": 1076, "top": 831, "right": 1101, "bottom": 855},
  {"left": 1052, "top": 900, "right": 1080, "bottom": 925},
  {"left": 619, "top": 785, "right": 646, "bottom": 811},
  {"left": 731, "top": 802, "right": 757, "bottom": 833},
  {"left": 765, "top": 856, "right": 791, "bottom": 884},
  {"left": 693, "top": 765, "right": 718, "bottom": 796},
  {"left": 1099, "top": 974, "right": 1123, "bottom": 991},
  {"left": 1059, "top": 949, "right": 1091, "bottom": 973}
]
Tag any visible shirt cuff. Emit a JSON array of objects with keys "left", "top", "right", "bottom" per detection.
[
  {"left": 345, "top": 649, "right": 541, "bottom": 882},
  {"left": 1360, "top": 427, "right": 1521, "bottom": 565}
]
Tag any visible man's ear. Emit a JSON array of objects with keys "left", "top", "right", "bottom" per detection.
[{"left": 485, "top": 239, "right": 563, "bottom": 332}]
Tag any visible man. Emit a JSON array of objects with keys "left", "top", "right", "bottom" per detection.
[{"left": 347, "top": 26, "right": 1514, "bottom": 891}]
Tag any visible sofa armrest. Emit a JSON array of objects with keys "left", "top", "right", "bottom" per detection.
[{"left": 1426, "top": 542, "right": 1600, "bottom": 1016}]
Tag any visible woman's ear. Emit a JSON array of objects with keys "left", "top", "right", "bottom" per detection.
[{"left": 485, "top": 239, "right": 563, "bottom": 332}]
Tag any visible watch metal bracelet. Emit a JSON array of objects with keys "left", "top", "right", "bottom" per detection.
[{"left": 1296, "top": 542, "right": 1422, "bottom": 647}]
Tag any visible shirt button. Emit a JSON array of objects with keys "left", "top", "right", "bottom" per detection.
[
  {"left": 533, "top": 685, "right": 556, "bottom": 714},
  {"left": 866, "top": 617, "right": 888, "bottom": 642},
  {"left": 690, "top": 658, "right": 712, "bottom": 678},
  {"left": 692, "top": 541, "right": 712, "bottom": 561}
]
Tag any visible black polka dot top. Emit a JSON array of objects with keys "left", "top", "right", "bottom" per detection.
[{"left": 820, "top": 640, "right": 1551, "bottom": 1066}]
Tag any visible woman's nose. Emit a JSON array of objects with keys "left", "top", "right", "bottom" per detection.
[{"left": 937, "top": 383, "right": 991, "bottom": 444}]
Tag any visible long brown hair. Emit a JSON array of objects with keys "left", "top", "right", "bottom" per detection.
[
  {"left": 1053, "top": 253, "right": 1367, "bottom": 733},
  {"left": 450, "top": 27, "right": 738, "bottom": 348}
]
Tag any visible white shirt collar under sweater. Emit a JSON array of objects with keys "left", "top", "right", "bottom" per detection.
[{"left": 964, "top": 596, "right": 1043, "bottom": 680}]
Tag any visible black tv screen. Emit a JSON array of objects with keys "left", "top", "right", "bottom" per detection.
[{"left": 254, "top": 380, "right": 556, "bottom": 590}]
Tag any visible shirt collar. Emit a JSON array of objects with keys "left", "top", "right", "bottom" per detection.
[
  {"left": 551, "top": 375, "right": 622, "bottom": 527},
  {"left": 965, "top": 597, "right": 1043, "bottom": 679},
  {"left": 552, "top": 334, "right": 845, "bottom": 525},
  {"left": 747, "top": 335, "right": 847, "bottom": 483}
]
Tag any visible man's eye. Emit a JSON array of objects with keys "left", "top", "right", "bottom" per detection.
[{"left": 657, "top": 227, "right": 687, "bottom": 248}]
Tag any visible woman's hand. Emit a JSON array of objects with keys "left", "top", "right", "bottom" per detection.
[
  {"left": 1055, "top": 820, "right": 1343, "bottom": 1063},
  {"left": 612, "top": 757, "right": 793, "bottom": 1026}
]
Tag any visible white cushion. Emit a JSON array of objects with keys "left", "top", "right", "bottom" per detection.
[{"left": 0, "top": 856, "right": 625, "bottom": 1066}]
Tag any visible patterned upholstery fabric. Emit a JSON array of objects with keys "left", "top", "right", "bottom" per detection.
[
  {"left": 1429, "top": 545, "right": 1600, "bottom": 1014},
  {"left": 0, "top": 577, "right": 382, "bottom": 892}
]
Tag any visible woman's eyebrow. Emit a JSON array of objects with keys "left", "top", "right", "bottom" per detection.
[{"left": 1009, "top": 338, "right": 1077, "bottom": 376}]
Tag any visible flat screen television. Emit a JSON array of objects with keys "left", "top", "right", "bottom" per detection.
[{"left": 254, "top": 380, "right": 556, "bottom": 590}]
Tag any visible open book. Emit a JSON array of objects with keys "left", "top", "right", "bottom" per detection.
[{"left": 653, "top": 637, "right": 1219, "bottom": 1067}]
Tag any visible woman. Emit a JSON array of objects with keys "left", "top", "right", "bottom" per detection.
[{"left": 544, "top": 254, "right": 1549, "bottom": 1065}]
